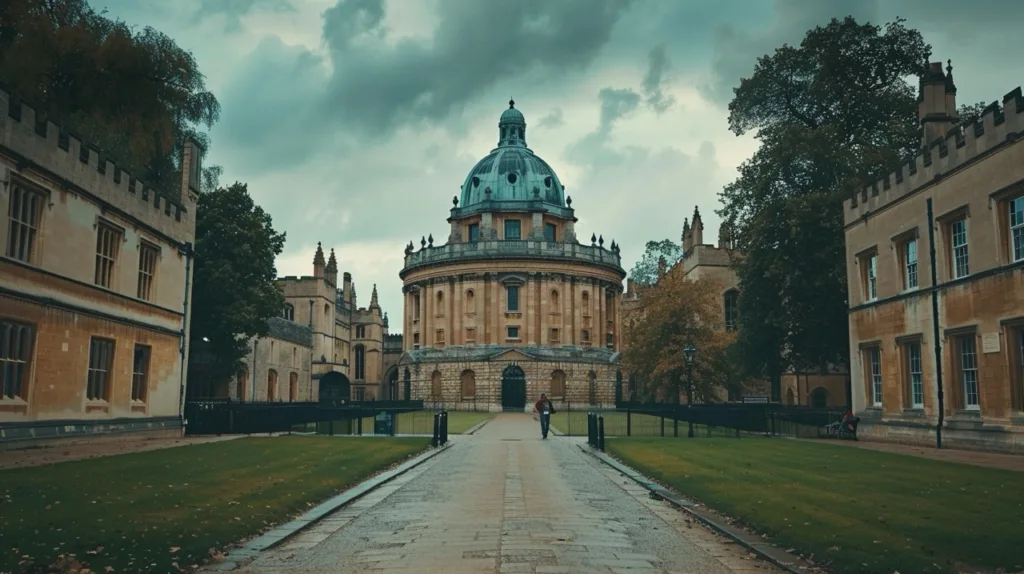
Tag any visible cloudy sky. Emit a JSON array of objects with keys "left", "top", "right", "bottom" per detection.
[{"left": 100, "top": 0, "right": 1024, "bottom": 331}]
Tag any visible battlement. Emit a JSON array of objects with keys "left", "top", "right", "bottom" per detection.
[
  {"left": 0, "top": 86, "right": 197, "bottom": 240},
  {"left": 846, "top": 87, "right": 1024, "bottom": 224}
]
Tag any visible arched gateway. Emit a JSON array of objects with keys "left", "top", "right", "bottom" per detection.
[
  {"left": 501, "top": 364, "right": 526, "bottom": 411},
  {"left": 318, "top": 371, "right": 350, "bottom": 403}
]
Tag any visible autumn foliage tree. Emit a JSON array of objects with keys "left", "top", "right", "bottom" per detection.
[{"left": 621, "top": 270, "right": 737, "bottom": 403}]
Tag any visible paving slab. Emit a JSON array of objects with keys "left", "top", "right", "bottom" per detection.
[{"left": 219, "top": 414, "right": 783, "bottom": 573}]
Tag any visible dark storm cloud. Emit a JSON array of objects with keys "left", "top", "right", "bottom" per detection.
[
  {"left": 642, "top": 44, "right": 675, "bottom": 114},
  {"left": 321, "top": 0, "right": 635, "bottom": 138}
]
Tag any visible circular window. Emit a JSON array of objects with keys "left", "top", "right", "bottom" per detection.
[
  {"left": 544, "top": 176, "right": 552, "bottom": 188},
  {"left": 507, "top": 173, "right": 517, "bottom": 184},
  {"left": 472, "top": 176, "right": 480, "bottom": 188}
]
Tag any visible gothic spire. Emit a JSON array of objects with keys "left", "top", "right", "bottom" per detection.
[{"left": 370, "top": 283, "right": 380, "bottom": 310}]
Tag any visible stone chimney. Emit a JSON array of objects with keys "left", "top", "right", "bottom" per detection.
[
  {"left": 918, "top": 60, "right": 958, "bottom": 148},
  {"left": 180, "top": 137, "right": 203, "bottom": 201},
  {"left": 343, "top": 272, "right": 353, "bottom": 307},
  {"left": 313, "top": 242, "right": 326, "bottom": 278},
  {"left": 325, "top": 248, "right": 338, "bottom": 286}
]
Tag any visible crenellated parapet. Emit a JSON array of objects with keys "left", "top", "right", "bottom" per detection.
[
  {"left": 399, "top": 238, "right": 624, "bottom": 278},
  {"left": 0, "top": 85, "right": 197, "bottom": 240},
  {"left": 846, "top": 87, "right": 1024, "bottom": 225}
]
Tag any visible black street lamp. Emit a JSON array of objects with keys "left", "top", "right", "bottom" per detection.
[{"left": 683, "top": 344, "right": 696, "bottom": 438}]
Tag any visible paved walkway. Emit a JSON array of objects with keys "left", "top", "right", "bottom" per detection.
[{"left": 233, "top": 414, "right": 780, "bottom": 573}]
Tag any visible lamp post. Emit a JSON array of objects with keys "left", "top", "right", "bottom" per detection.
[{"left": 683, "top": 344, "right": 696, "bottom": 438}]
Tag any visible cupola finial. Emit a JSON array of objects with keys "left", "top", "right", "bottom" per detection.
[{"left": 509, "top": 98, "right": 515, "bottom": 109}]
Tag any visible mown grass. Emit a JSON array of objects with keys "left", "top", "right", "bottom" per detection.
[
  {"left": 0, "top": 436, "right": 428, "bottom": 573},
  {"left": 608, "top": 437, "right": 1024, "bottom": 574}
]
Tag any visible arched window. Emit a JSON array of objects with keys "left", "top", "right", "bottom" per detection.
[
  {"left": 414, "top": 292, "right": 422, "bottom": 318},
  {"left": 582, "top": 291, "right": 590, "bottom": 315},
  {"left": 283, "top": 303, "right": 294, "bottom": 321},
  {"left": 550, "top": 289, "right": 559, "bottom": 310},
  {"left": 289, "top": 372, "right": 298, "bottom": 401},
  {"left": 811, "top": 387, "right": 829, "bottom": 408},
  {"left": 460, "top": 370, "right": 476, "bottom": 400},
  {"left": 724, "top": 290, "right": 739, "bottom": 331},
  {"left": 437, "top": 290, "right": 444, "bottom": 308},
  {"left": 431, "top": 370, "right": 442, "bottom": 400},
  {"left": 268, "top": 369, "right": 278, "bottom": 401},
  {"left": 465, "top": 289, "right": 475, "bottom": 314},
  {"left": 354, "top": 345, "right": 365, "bottom": 380},
  {"left": 550, "top": 370, "right": 566, "bottom": 399},
  {"left": 324, "top": 303, "right": 330, "bottom": 317}
]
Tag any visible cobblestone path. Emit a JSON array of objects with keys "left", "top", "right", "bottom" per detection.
[{"left": 236, "top": 414, "right": 780, "bottom": 573}]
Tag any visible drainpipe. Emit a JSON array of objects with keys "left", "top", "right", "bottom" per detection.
[
  {"left": 177, "top": 241, "right": 194, "bottom": 435},
  {"left": 927, "top": 198, "right": 945, "bottom": 449}
]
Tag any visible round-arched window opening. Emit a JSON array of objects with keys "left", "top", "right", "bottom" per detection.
[
  {"left": 507, "top": 173, "right": 518, "bottom": 184},
  {"left": 544, "top": 176, "right": 552, "bottom": 188},
  {"left": 472, "top": 176, "right": 480, "bottom": 188},
  {"left": 518, "top": 128, "right": 524, "bottom": 139}
]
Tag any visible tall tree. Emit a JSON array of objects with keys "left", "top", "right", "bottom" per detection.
[
  {"left": 622, "top": 270, "right": 734, "bottom": 403},
  {"left": 0, "top": 0, "right": 220, "bottom": 191},
  {"left": 628, "top": 239, "right": 682, "bottom": 285},
  {"left": 188, "top": 183, "right": 286, "bottom": 397},
  {"left": 717, "top": 17, "right": 931, "bottom": 393}
]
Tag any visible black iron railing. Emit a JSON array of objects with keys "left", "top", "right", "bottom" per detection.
[{"left": 183, "top": 399, "right": 426, "bottom": 436}]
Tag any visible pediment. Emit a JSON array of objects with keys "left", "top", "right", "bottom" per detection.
[{"left": 491, "top": 348, "right": 533, "bottom": 362}]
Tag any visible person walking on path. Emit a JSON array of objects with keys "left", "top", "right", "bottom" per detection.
[{"left": 534, "top": 393, "right": 556, "bottom": 439}]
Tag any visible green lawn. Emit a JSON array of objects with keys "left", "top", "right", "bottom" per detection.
[
  {"left": 608, "top": 438, "right": 1024, "bottom": 574},
  {"left": 0, "top": 436, "right": 429, "bottom": 573}
]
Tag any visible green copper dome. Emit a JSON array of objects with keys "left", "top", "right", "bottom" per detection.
[{"left": 459, "top": 100, "right": 566, "bottom": 209}]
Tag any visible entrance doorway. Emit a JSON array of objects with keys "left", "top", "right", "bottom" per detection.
[
  {"left": 501, "top": 364, "right": 526, "bottom": 411},
  {"left": 319, "top": 371, "right": 350, "bottom": 404}
]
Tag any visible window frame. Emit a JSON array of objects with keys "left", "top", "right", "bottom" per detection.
[
  {"left": 898, "top": 337, "right": 924, "bottom": 409},
  {"left": 5, "top": 176, "right": 47, "bottom": 265},
  {"left": 957, "top": 334, "right": 980, "bottom": 410},
  {"left": 86, "top": 336, "right": 115, "bottom": 402},
  {"left": 1009, "top": 195, "right": 1024, "bottom": 263},
  {"left": 503, "top": 219, "right": 521, "bottom": 240},
  {"left": 724, "top": 290, "right": 739, "bottom": 331},
  {"left": 467, "top": 223, "right": 480, "bottom": 242},
  {"left": 94, "top": 219, "right": 124, "bottom": 289},
  {"left": 0, "top": 318, "right": 36, "bottom": 402},
  {"left": 544, "top": 222, "right": 557, "bottom": 242},
  {"left": 131, "top": 344, "right": 151, "bottom": 403},
  {"left": 949, "top": 217, "right": 970, "bottom": 280},
  {"left": 136, "top": 240, "right": 160, "bottom": 301},
  {"left": 506, "top": 285, "right": 520, "bottom": 312},
  {"left": 1007, "top": 322, "right": 1024, "bottom": 412},
  {"left": 861, "top": 344, "right": 883, "bottom": 408},
  {"left": 506, "top": 325, "right": 520, "bottom": 340}
]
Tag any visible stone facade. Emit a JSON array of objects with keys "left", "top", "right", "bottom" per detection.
[
  {"left": 228, "top": 317, "right": 313, "bottom": 402},
  {"left": 623, "top": 206, "right": 849, "bottom": 406},
  {"left": 0, "top": 87, "right": 198, "bottom": 440},
  {"left": 227, "top": 244, "right": 395, "bottom": 403},
  {"left": 845, "top": 62, "right": 1024, "bottom": 452},
  {"left": 397, "top": 101, "right": 627, "bottom": 411}
]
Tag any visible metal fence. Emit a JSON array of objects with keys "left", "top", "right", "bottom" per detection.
[
  {"left": 183, "top": 399, "right": 431, "bottom": 436},
  {"left": 554, "top": 402, "right": 848, "bottom": 441}
]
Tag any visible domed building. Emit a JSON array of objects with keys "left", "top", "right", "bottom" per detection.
[{"left": 395, "top": 100, "right": 627, "bottom": 411}]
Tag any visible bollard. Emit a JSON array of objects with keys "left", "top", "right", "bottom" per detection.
[
  {"left": 598, "top": 415, "right": 606, "bottom": 452},
  {"left": 432, "top": 413, "right": 440, "bottom": 447},
  {"left": 441, "top": 411, "right": 449, "bottom": 445},
  {"left": 660, "top": 413, "right": 665, "bottom": 437},
  {"left": 626, "top": 406, "right": 632, "bottom": 437},
  {"left": 589, "top": 413, "right": 597, "bottom": 447},
  {"left": 673, "top": 404, "right": 679, "bottom": 438}
]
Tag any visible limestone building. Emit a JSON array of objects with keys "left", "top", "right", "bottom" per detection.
[
  {"left": 0, "top": 87, "right": 199, "bottom": 441},
  {"left": 396, "top": 101, "right": 627, "bottom": 411},
  {"left": 845, "top": 62, "right": 1024, "bottom": 452},
  {"left": 226, "top": 244, "right": 395, "bottom": 403},
  {"left": 622, "top": 206, "right": 848, "bottom": 406}
]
